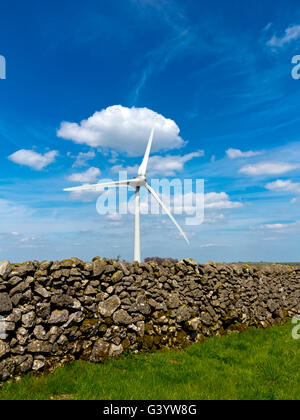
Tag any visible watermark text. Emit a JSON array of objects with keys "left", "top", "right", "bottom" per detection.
[
  {"left": 0, "top": 55, "right": 6, "bottom": 79},
  {"left": 291, "top": 55, "right": 300, "bottom": 80}
]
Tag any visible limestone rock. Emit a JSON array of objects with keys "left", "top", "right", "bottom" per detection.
[
  {"left": 32, "top": 356, "right": 45, "bottom": 371},
  {"left": 35, "top": 285, "right": 50, "bottom": 298},
  {"left": 93, "top": 259, "right": 106, "bottom": 277},
  {"left": 22, "top": 311, "right": 36, "bottom": 328},
  {"left": 0, "top": 293, "right": 12, "bottom": 313},
  {"left": 109, "top": 344, "right": 123, "bottom": 358},
  {"left": 0, "top": 261, "right": 11, "bottom": 280},
  {"left": 176, "top": 306, "right": 192, "bottom": 323},
  {"left": 111, "top": 270, "right": 123, "bottom": 283},
  {"left": 186, "top": 317, "right": 201, "bottom": 331},
  {"left": 98, "top": 295, "right": 121, "bottom": 317},
  {"left": 90, "top": 339, "right": 110, "bottom": 362},
  {"left": 129, "top": 295, "right": 151, "bottom": 315},
  {"left": 0, "top": 358, "right": 15, "bottom": 381},
  {"left": 0, "top": 340, "right": 9, "bottom": 359},
  {"left": 49, "top": 309, "right": 69, "bottom": 325},
  {"left": 113, "top": 309, "right": 133, "bottom": 325},
  {"left": 51, "top": 294, "right": 75, "bottom": 308},
  {"left": 27, "top": 340, "right": 52, "bottom": 354}
]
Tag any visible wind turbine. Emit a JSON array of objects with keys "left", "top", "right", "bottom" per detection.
[{"left": 64, "top": 128, "right": 189, "bottom": 262}]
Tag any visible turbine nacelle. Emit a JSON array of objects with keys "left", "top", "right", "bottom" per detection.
[{"left": 129, "top": 176, "right": 146, "bottom": 188}]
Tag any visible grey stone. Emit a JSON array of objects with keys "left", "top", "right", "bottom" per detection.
[
  {"left": 90, "top": 339, "right": 110, "bottom": 362},
  {"left": 0, "top": 293, "right": 12, "bottom": 313},
  {"left": 186, "top": 317, "right": 201, "bottom": 331},
  {"left": 62, "top": 311, "right": 85, "bottom": 328},
  {"left": 49, "top": 309, "right": 69, "bottom": 325},
  {"left": 0, "top": 358, "right": 15, "bottom": 380},
  {"left": 22, "top": 311, "right": 36, "bottom": 328},
  {"left": 9, "top": 280, "right": 29, "bottom": 296},
  {"left": 51, "top": 294, "right": 75, "bottom": 308},
  {"left": 113, "top": 309, "right": 133, "bottom": 325},
  {"left": 129, "top": 295, "right": 151, "bottom": 315},
  {"left": 11, "top": 293, "right": 23, "bottom": 306},
  {"left": 35, "top": 285, "right": 50, "bottom": 298},
  {"left": 167, "top": 294, "right": 181, "bottom": 309},
  {"left": 11, "top": 261, "right": 35, "bottom": 277},
  {"left": 16, "top": 327, "right": 29, "bottom": 345},
  {"left": 33, "top": 325, "right": 47, "bottom": 340},
  {"left": 57, "top": 335, "right": 68, "bottom": 346},
  {"left": 0, "top": 260, "right": 11, "bottom": 279},
  {"left": 98, "top": 295, "right": 121, "bottom": 317},
  {"left": 176, "top": 306, "right": 192, "bottom": 323},
  {"left": 109, "top": 344, "right": 123, "bottom": 358},
  {"left": 27, "top": 340, "right": 52, "bottom": 353},
  {"left": 0, "top": 340, "right": 9, "bottom": 359},
  {"left": 6, "top": 308, "right": 22, "bottom": 323},
  {"left": 18, "top": 354, "right": 33, "bottom": 373},
  {"left": 36, "top": 302, "right": 51, "bottom": 319},
  {"left": 111, "top": 270, "right": 123, "bottom": 283},
  {"left": 85, "top": 285, "right": 97, "bottom": 295},
  {"left": 93, "top": 259, "right": 106, "bottom": 277},
  {"left": 32, "top": 356, "right": 45, "bottom": 371},
  {"left": 7, "top": 276, "right": 23, "bottom": 287}
]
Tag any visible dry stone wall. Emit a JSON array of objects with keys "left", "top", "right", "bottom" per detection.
[{"left": 0, "top": 257, "right": 299, "bottom": 383}]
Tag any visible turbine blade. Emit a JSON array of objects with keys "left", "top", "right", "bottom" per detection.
[
  {"left": 138, "top": 127, "right": 155, "bottom": 176},
  {"left": 145, "top": 183, "right": 190, "bottom": 245},
  {"left": 64, "top": 179, "right": 131, "bottom": 192}
]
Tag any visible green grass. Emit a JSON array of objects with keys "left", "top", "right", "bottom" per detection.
[{"left": 1, "top": 322, "right": 299, "bottom": 400}]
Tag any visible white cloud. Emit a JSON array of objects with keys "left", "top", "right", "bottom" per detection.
[
  {"left": 204, "top": 213, "right": 225, "bottom": 224},
  {"left": 226, "top": 148, "right": 262, "bottom": 159},
  {"left": 265, "top": 179, "right": 300, "bottom": 194},
  {"left": 72, "top": 150, "right": 95, "bottom": 167},
  {"left": 8, "top": 149, "right": 58, "bottom": 170},
  {"left": 67, "top": 167, "right": 101, "bottom": 183},
  {"left": 205, "top": 192, "right": 243, "bottom": 209},
  {"left": 239, "top": 162, "right": 299, "bottom": 176},
  {"left": 148, "top": 151, "right": 204, "bottom": 176},
  {"left": 199, "top": 243, "right": 232, "bottom": 248},
  {"left": 261, "top": 223, "right": 287, "bottom": 230},
  {"left": 267, "top": 24, "right": 300, "bottom": 48},
  {"left": 111, "top": 164, "right": 139, "bottom": 175},
  {"left": 57, "top": 105, "right": 186, "bottom": 156},
  {"left": 257, "top": 221, "right": 300, "bottom": 231},
  {"left": 112, "top": 150, "right": 204, "bottom": 176}
]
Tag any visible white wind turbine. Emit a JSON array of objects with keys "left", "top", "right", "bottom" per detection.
[{"left": 64, "top": 128, "right": 189, "bottom": 262}]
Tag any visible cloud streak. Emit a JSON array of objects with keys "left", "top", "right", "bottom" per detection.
[
  {"left": 239, "top": 162, "right": 299, "bottom": 176},
  {"left": 265, "top": 179, "right": 300, "bottom": 194},
  {"left": 226, "top": 148, "right": 262, "bottom": 159},
  {"left": 67, "top": 167, "right": 101, "bottom": 183},
  {"left": 267, "top": 24, "right": 300, "bottom": 48}
]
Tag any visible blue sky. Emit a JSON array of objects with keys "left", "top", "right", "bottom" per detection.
[{"left": 0, "top": 0, "right": 300, "bottom": 262}]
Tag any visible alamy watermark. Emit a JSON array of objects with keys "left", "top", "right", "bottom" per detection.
[
  {"left": 0, "top": 54, "right": 6, "bottom": 79},
  {"left": 0, "top": 315, "right": 6, "bottom": 340},
  {"left": 291, "top": 55, "right": 300, "bottom": 80},
  {"left": 94, "top": 172, "right": 205, "bottom": 226},
  {"left": 292, "top": 315, "right": 300, "bottom": 340}
]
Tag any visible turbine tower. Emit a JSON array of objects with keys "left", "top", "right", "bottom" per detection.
[{"left": 64, "top": 128, "right": 189, "bottom": 262}]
